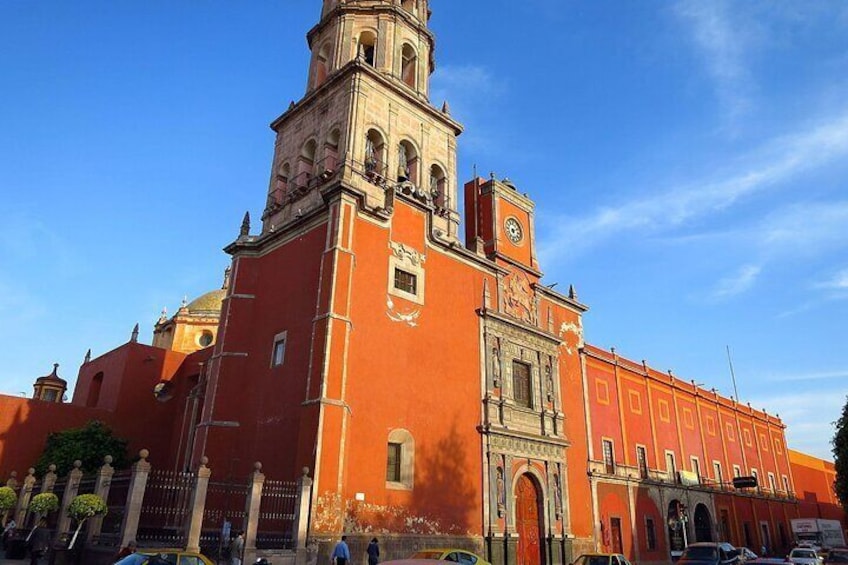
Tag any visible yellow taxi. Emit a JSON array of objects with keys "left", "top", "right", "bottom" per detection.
[{"left": 115, "top": 549, "right": 215, "bottom": 565}]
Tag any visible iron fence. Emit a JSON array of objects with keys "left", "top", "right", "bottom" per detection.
[
  {"left": 256, "top": 478, "right": 299, "bottom": 550},
  {"left": 95, "top": 469, "right": 132, "bottom": 547},
  {"left": 136, "top": 468, "right": 195, "bottom": 547}
]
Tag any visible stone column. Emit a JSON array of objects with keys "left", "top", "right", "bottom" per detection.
[
  {"left": 14, "top": 468, "right": 37, "bottom": 527},
  {"left": 293, "top": 466, "right": 313, "bottom": 565},
  {"left": 86, "top": 455, "right": 115, "bottom": 542},
  {"left": 185, "top": 456, "right": 211, "bottom": 554},
  {"left": 42, "top": 465, "right": 58, "bottom": 494},
  {"left": 119, "top": 449, "right": 151, "bottom": 547},
  {"left": 243, "top": 462, "right": 266, "bottom": 564},
  {"left": 56, "top": 461, "right": 84, "bottom": 543}
]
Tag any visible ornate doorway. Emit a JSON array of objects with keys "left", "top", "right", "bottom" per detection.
[{"left": 516, "top": 474, "right": 545, "bottom": 565}]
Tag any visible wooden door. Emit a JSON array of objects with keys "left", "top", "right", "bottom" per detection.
[
  {"left": 516, "top": 474, "right": 545, "bottom": 565},
  {"left": 610, "top": 517, "right": 623, "bottom": 554}
]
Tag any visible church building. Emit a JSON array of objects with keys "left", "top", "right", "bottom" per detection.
[{"left": 1, "top": 3, "right": 844, "bottom": 565}]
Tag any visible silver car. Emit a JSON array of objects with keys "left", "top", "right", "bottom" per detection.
[{"left": 789, "top": 548, "right": 823, "bottom": 565}]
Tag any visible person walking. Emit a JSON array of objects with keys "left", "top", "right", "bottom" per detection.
[
  {"left": 367, "top": 537, "right": 380, "bottom": 565},
  {"left": 230, "top": 531, "right": 245, "bottom": 565},
  {"left": 27, "top": 519, "right": 51, "bottom": 565},
  {"left": 332, "top": 535, "right": 351, "bottom": 565}
]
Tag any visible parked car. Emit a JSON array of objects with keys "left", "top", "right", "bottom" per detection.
[
  {"left": 824, "top": 549, "right": 848, "bottom": 564},
  {"left": 788, "top": 548, "right": 823, "bottom": 565},
  {"left": 115, "top": 549, "right": 215, "bottom": 565},
  {"left": 740, "top": 549, "right": 759, "bottom": 562},
  {"left": 406, "top": 549, "right": 491, "bottom": 565},
  {"left": 572, "top": 553, "right": 634, "bottom": 565},
  {"left": 677, "top": 542, "right": 741, "bottom": 565}
]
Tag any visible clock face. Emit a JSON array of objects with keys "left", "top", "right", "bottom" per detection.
[{"left": 504, "top": 217, "right": 524, "bottom": 244}]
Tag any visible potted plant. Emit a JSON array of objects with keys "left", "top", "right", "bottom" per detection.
[
  {"left": 28, "top": 492, "right": 59, "bottom": 524},
  {"left": 0, "top": 486, "right": 17, "bottom": 527}
]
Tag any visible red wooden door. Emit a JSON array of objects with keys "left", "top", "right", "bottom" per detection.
[{"left": 516, "top": 474, "right": 544, "bottom": 565}]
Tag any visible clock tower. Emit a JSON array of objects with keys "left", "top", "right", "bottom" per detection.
[{"left": 464, "top": 175, "right": 540, "bottom": 273}]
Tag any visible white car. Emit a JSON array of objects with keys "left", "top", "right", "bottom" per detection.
[{"left": 789, "top": 548, "right": 823, "bottom": 565}]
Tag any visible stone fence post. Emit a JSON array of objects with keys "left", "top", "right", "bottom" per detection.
[
  {"left": 5, "top": 470, "right": 19, "bottom": 490},
  {"left": 119, "top": 449, "right": 151, "bottom": 547},
  {"left": 186, "top": 456, "right": 211, "bottom": 554},
  {"left": 42, "top": 465, "right": 58, "bottom": 494},
  {"left": 243, "top": 462, "right": 266, "bottom": 564},
  {"left": 14, "top": 468, "right": 37, "bottom": 527},
  {"left": 86, "top": 455, "right": 115, "bottom": 542},
  {"left": 292, "top": 467, "right": 313, "bottom": 551},
  {"left": 56, "top": 461, "right": 83, "bottom": 543}
]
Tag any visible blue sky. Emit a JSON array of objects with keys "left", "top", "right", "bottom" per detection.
[{"left": 1, "top": 1, "right": 847, "bottom": 460}]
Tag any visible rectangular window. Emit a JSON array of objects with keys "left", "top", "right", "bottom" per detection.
[
  {"left": 733, "top": 465, "right": 741, "bottom": 478},
  {"left": 768, "top": 472, "right": 776, "bottom": 492},
  {"left": 691, "top": 456, "right": 701, "bottom": 478},
  {"left": 271, "top": 331, "right": 287, "bottom": 367},
  {"left": 513, "top": 361, "right": 532, "bottom": 408},
  {"left": 636, "top": 446, "right": 649, "bottom": 479},
  {"left": 603, "top": 439, "right": 615, "bottom": 475},
  {"left": 393, "top": 268, "right": 417, "bottom": 295},
  {"left": 666, "top": 451, "right": 677, "bottom": 481},
  {"left": 646, "top": 517, "right": 657, "bottom": 551},
  {"left": 782, "top": 475, "right": 790, "bottom": 493},
  {"left": 386, "top": 442, "right": 402, "bottom": 482},
  {"left": 714, "top": 462, "right": 723, "bottom": 484}
]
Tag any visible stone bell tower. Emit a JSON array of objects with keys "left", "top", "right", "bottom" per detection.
[{"left": 261, "top": 0, "right": 463, "bottom": 240}]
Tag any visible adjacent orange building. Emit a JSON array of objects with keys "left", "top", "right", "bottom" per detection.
[{"left": 1, "top": 3, "right": 845, "bottom": 565}]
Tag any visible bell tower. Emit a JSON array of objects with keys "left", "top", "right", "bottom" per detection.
[{"left": 261, "top": 0, "right": 462, "bottom": 239}]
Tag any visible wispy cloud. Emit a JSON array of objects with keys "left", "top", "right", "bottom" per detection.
[
  {"left": 815, "top": 268, "right": 848, "bottom": 290},
  {"left": 709, "top": 264, "right": 762, "bottom": 300},
  {"left": 674, "top": 0, "right": 758, "bottom": 124},
  {"left": 540, "top": 109, "right": 848, "bottom": 264}
]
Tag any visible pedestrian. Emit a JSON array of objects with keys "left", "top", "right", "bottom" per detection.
[
  {"left": 367, "top": 537, "right": 380, "bottom": 565},
  {"left": 2, "top": 518, "right": 16, "bottom": 551},
  {"left": 230, "top": 530, "right": 245, "bottom": 565},
  {"left": 332, "top": 535, "right": 351, "bottom": 565},
  {"left": 114, "top": 539, "right": 138, "bottom": 561},
  {"left": 27, "top": 519, "right": 51, "bottom": 565}
]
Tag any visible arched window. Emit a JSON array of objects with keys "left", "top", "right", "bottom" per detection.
[
  {"left": 358, "top": 31, "right": 377, "bottom": 66},
  {"left": 397, "top": 140, "right": 418, "bottom": 184},
  {"left": 323, "top": 129, "right": 341, "bottom": 173},
  {"left": 401, "top": 43, "right": 417, "bottom": 88},
  {"left": 296, "top": 140, "right": 317, "bottom": 189},
  {"left": 87, "top": 372, "right": 104, "bottom": 408},
  {"left": 429, "top": 163, "right": 447, "bottom": 206},
  {"left": 274, "top": 162, "right": 290, "bottom": 203},
  {"left": 386, "top": 428, "right": 415, "bottom": 489},
  {"left": 364, "top": 129, "right": 386, "bottom": 178},
  {"left": 314, "top": 43, "right": 332, "bottom": 88}
]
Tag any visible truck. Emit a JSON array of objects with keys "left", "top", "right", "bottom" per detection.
[{"left": 790, "top": 518, "right": 847, "bottom": 550}]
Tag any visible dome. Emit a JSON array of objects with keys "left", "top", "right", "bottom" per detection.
[
  {"left": 35, "top": 363, "right": 67, "bottom": 386},
  {"left": 186, "top": 288, "right": 226, "bottom": 314}
]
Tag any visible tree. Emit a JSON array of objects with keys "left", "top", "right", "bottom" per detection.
[
  {"left": 28, "top": 492, "right": 59, "bottom": 521},
  {"left": 35, "top": 421, "right": 129, "bottom": 477},
  {"left": 0, "top": 486, "right": 17, "bottom": 527},
  {"left": 833, "top": 394, "right": 848, "bottom": 510},
  {"left": 67, "top": 493, "right": 107, "bottom": 549}
]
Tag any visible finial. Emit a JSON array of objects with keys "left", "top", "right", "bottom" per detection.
[
  {"left": 222, "top": 266, "right": 232, "bottom": 290},
  {"left": 254, "top": 461, "right": 263, "bottom": 471},
  {"left": 27, "top": 468, "right": 35, "bottom": 476},
  {"left": 51, "top": 363, "right": 59, "bottom": 377},
  {"left": 103, "top": 455, "right": 113, "bottom": 466},
  {"left": 157, "top": 307, "right": 168, "bottom": 324},
  {"left": 568, "top": 284, "right": 577, "bottom": 300},
  {"left": 181, "top": 295, "right": 188, "bottom": 309},
  {"left": 73, "top": 460, "right": 82, "bottom": 470},
  {"left": 240, "top": 211, "right": 251, "bottom": 237},
  {"left": 84, "top": 349, "right": 91, "bottom": 364},
  {"left": 130, "top": 323, "right": 139, "bottom": 343},
  {"left": 441, "top": 101, "right": 451, "bottom": 115},
  {"left": 139, "top": 449, "right": 150, "bottom": 461},
  {"left": 48, "top": 464, "right": 57, "bottom": 473},
  {"left": 200, "top": 455, "right": 209, "bottom": 467},
  {"left": 288, "top": 100, "right": 295, "bottom": 110},
  {"left": 302, "top": 466, "right": 310, "bottom": 477}
]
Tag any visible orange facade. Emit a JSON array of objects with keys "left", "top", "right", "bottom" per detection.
[{"left": 1, "top": 3, "right": 845, "bottom": 565}]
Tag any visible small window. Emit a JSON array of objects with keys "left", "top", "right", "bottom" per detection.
[
  {"left": 271, "top": 331, "right": 287, "bottom": 367},
  {"left": 646, "top": 517, "right": 657, "bottom": 550},
  {"left": 394, "top": 268, "right": 417, "bottom": 295},
  {"left": 690, "top": 456, "right": 700, "bottom": 478},
  {"left": 386, "top": 442, "right": 402, "bottom": 482},
  {"left": 43, "top": 389, "right": 58, "bottom": 402},
  {"left": 198, "top": 330, "right": 214, "bottom": 348},
  {"left": 733, "top": 465, "right": 741, "bottom": 478},
  {"left": 782, "top": 475, "right": 790, "bottom": 492},
  {"left": 768, "top": 472, "right": 776, "bottom": 492},
  {"left": 714, "top": 462, "right": 723, "bottom": 484},
  {"left": 602, "top": 439, "right": 615, "bottom": 475},
  {"left": 666, "top": 452, "right": 677, "bottom": 478},
  {"left": 636, "top": 446, "right": 648, "bottom": 479},
  {"left": 512, "top": 361, "right": 532, "bottom": 408}
]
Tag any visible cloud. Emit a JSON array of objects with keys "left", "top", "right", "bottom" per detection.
[
  {"left": 708, "top": 264, "right": 762, "bottom": 300},
  {"left": 673, "top": 0, "right": 758, "bottom": 123},
  {"left": 815, "top": 268, "right": 848, "bottom": 290},
  {"left": 540, "top": 109, "right": 848, "bottom": 264}
]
